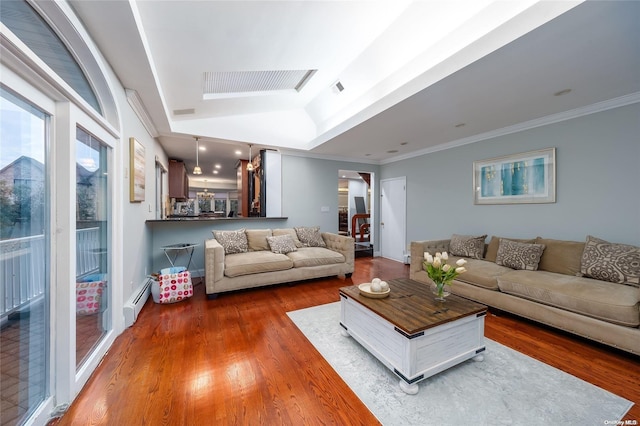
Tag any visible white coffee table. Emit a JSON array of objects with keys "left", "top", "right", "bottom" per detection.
[{"left": 339, "top": 278, "right": 487, "bottom": 394}]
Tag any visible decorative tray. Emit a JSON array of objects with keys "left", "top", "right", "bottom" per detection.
[{"left": 358, "top": 283, "right": 390, "bottom": 299}]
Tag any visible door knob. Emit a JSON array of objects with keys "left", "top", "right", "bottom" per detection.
[{"left": 380, "top": 222, "right": 384, "bottom": 226}]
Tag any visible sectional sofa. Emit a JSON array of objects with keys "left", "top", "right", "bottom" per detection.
[
  {"left": 410, "top": 234, "right": 640, "bottom": 355},
  {"left": 205, "top": 227, "right": 354, "bottom": 298}
]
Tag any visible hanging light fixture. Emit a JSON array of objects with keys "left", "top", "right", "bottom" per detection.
[
  {"left": 246, "top": 144, "right": 254, "bottom": 171},
  {"left": 193, "top": 136, "right": 202, "bottom": 175}
]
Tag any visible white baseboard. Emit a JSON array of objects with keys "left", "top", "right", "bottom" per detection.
[{"left": 123, "top": 278, "right": 152, "bottom": 328}]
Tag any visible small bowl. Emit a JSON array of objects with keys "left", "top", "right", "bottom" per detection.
[{"left": 358, "top": 283, "right": 390, "bottom": 299}]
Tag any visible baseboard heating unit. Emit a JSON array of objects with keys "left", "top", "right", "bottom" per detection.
[{"left": 123, "top": 278, "right": 152, "bottom": 327}]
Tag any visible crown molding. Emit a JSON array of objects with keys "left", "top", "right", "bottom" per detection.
[
  {"left": 126, "top": 88, "right": 159, "bottom": 138},
  {"left": 278, "top": 148, "right": 380, "bottom": 166},
  {"left": 382, "top": 91, "right": 640, "bottom": 165}
]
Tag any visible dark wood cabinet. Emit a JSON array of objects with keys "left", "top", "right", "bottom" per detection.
[{"left": 168, "top": 160, "right": 189, "bottom": 199}]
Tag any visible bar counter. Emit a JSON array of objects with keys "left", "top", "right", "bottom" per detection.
[{"left": 146, "top": 216, "right": 288, "bottom": 223}]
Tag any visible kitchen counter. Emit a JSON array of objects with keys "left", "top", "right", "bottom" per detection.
[
  {"left": 146, "top": 216, "right": 288, "bottom": 223},
  {"left": 147, "top": 216, "right": 289, "bottom": 274}
]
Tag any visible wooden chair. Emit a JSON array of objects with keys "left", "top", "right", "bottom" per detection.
[{"left": 351, "top": 213, "right": 370, "bottom": 242}]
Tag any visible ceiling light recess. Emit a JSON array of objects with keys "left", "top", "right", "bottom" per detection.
[{"left": 203, "top": 70, "right": 317, "bottom": 99}]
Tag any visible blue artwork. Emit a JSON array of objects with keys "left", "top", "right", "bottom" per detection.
[{"left": 474, "top": 148, "right": 555, "bottom": 204}]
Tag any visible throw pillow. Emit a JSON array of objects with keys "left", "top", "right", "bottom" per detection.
[
  {"left": 295, "top": 226, "right": 326, "bottom": 247},
  {"left": 266, "top": 235, "right": 298, "bottom": 254},
  {"left": 246, "top": 229, "right": 272, "bottom": 251},
  {"left": 272, "top": 228, "right": 304, "bottom": 248},
  {"left": 495, "top": 239, "right": 546, "bottom": 271},
  {"left": 449, "top": 234, "right": 487, "bottom": 259},
  {"left": 212, "top": 229, "right": 248, "bottom": 254},
  {"left": 535, "top": 237, "right": 585, "bottom": 276},
  {"left": 484, "top": 236, "right": 536, "bottom": 263},
  {"left": 580, "top": 235, "right": 640, "bottom": 286}
]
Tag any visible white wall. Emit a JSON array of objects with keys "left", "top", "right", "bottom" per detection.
[
  {"left": 380, "top": 103, "right": 640, "bottom": 246},
  {"left": 281, "top": 155, "right": 378, "bottom": 233},
  {"left": 98, "top": 58, "right": 167, "bottom": 305}
]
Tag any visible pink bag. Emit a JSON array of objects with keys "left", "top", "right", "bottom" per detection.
[
  {"left": 76, "top": 280, "right": 105, "bottom": 315},
  {"left": 153, "top": 271, "right": 193, "bottom": 304}
]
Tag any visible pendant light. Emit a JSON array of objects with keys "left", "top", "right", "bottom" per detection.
[
  {"left": 193, "top": 136, "right": 202, "bottom": 175},
  {"left": 246, "top": 144, "right": 254, "bottom": 171}
]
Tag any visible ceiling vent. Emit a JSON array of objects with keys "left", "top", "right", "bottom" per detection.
[
  {"left": 203, "top": 70, "right": 316, "bottom": 99},
  {"left": 173, "top": 108, "right": 195, "bottom": 116}
]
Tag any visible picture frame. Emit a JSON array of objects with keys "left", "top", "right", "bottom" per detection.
[
  {"left": 129, "top": 137, "right": 145, "bottom": 202},
  {"left": 473, "top": 148, "right": 556, "bottom": 205}
]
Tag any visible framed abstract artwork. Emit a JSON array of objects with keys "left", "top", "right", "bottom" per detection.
[
  {"left": 129, "top": 137, "right": 145, "bottom": 202},
  {"left": 473, "top": 148, "right": 556, "bottom": 205}
]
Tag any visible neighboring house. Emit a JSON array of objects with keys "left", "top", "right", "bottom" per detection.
[
  {"left": 0, "top": 156, "right": 100, "bottom": 238},
  {"left": 0, "top": 155, "right": 45, "bottom": 239}
]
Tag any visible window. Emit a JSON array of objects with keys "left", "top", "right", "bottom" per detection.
[
  {"left": 2, "top": 1, "right": 120, "bottom": 422},
  {"left": 0, "top": 0, "right": 101, "bottom": 114},
  {"left": 214, "top": 198, "right": 227, "bottom": 213}
]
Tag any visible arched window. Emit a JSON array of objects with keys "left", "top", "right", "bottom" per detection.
[{"left": 1, "top": 0, "right": 101, "bottom": 114}]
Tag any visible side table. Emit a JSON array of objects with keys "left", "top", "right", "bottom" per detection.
[{"left": 161, "top": 243, "right": 199, "bottom": 272}]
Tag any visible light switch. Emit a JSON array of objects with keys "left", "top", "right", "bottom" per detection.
[{"left": 320, "top": 206, "right": 330, "bottom": 213}]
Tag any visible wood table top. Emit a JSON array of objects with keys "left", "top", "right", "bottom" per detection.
[{"left": 340, "top": 277, "right": 487, "bottom": 336}]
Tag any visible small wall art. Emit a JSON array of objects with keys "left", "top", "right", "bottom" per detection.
[
  {"left": 130, "top": 137, "right": 145, "bottom": 202},
  {"left": 473, "top": 148, "right": 556, "bottom": 205}
]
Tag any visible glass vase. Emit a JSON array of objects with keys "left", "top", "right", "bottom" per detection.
[{"left": 431, "top": 282, "right": 451, "bottom": 301}]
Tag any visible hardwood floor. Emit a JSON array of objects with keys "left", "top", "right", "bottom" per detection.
[{"left": 51, "top": 257, "right": 639, "bottom": 425}]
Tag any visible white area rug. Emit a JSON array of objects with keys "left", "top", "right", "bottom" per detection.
[{"left": 287, "top": 302, "right": 632, "bottom": 426}]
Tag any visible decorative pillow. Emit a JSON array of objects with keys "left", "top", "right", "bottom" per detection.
[
  {"left": 449, "top": 234, "right": 487, "bottom": 259},
  {"left": 580, "top": 235, "right": 640, "bottom": 286},
  {"left": 246, "top": 229, "right": 272, "bottom": 251},
  {"left": 535, "top": 237, "right": 585, "bottom": 276},
  {"left": 212, "top": 229, "right": 248, "bottom": 254},
  {"left": 266, "top": 235, "right": 298, "bottom": 254},
  {"left": 295, "top": 226, "right": 326, "bottom": 247},
  {"left": 273, "top": 228, "right": 304, "bottom": 248},
  {"left": 484, "top": 236, "right": 536, "bottom": 263},
  {"left": 495, "top": 239, "right": 546, "bottom": 271}
]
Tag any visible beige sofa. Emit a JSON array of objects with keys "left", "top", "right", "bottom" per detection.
[
  {"left": 205, "top": 228, "right": 354, "bottom": 298},
  {"left": 410, "top": 235, "right": 640, "bottom": 355}
]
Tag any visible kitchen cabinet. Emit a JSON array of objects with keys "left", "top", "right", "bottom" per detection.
[{"left": 169, "top": 160, "right": 189, "bottom": 199}]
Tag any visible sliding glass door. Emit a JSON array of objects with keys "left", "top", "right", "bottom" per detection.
[
  {"left": 0, "top": 87, "right": 50, "bottom": 426},
  {"left": 75, "top": 128, "right": 111, "bottom": 368}
]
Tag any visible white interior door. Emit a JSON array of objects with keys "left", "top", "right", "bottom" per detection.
[{"left": 380, "top": 177, "right": 406, "bottom": 262}]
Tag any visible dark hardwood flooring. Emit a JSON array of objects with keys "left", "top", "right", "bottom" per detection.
[{"left": 51, "top": 257, "right": 639, "bottom": 425}]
